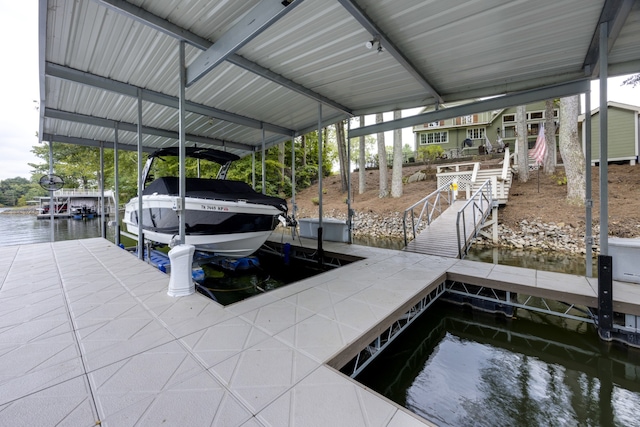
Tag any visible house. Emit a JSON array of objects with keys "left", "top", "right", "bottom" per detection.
[
  {"left": 412, "top": 101, "right": 559, "bottom": 158},
  {"left": 579, "top": 101, "right": 640, "bottom": 165}
]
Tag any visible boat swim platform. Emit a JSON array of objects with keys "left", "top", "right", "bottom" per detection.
[{"left": 2, "top": 238, "right": 640, "bottom": 426}]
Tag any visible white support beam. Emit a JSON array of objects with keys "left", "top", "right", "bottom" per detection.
[{"left": 186, "top": 0, "right": 303, "bottom": 86}]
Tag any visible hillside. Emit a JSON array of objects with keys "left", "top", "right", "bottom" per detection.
[{"left": 291, "top": 160, "right": 640, "bottom": 241}]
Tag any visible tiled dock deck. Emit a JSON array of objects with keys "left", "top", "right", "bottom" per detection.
[{"left": 1, "top": 237, "right": 639, "bottom": 426}]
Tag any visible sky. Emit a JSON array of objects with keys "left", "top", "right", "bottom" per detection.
[{"left": 0, "top": 2, "right": 638, "bottom": 181}]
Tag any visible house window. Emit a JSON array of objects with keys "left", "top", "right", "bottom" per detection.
[
  {"left": 503, "top": 114, "right": 515, "bottom": 123},
  {"left": 427, "top": 121, "right": 440, "bottom": 128},
  {"left": 503, "top": 125, "right": 516, "bottom": 138},
  {"left": 467, "top": 128, "right": 485, "bottom": 140},
  {"left": 461, "top": 115, "right": 474, "bottom": 124},
  {"left": 420, "top": 131, "right": 448, "bottom": 145},
  {"left": 529, "top": 111, "right": 544, "bottom": 120}
]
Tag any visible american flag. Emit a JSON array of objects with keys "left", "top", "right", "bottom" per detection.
[{"left": 529, "top": 123, "right": 546, "bottom": 165}]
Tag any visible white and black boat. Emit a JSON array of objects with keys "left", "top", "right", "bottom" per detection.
[{"left": 123, "top": 147, "right": 294, "bottom": 258}]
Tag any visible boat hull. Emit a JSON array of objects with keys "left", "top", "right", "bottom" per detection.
[{"left": 123, "top": 195, "right": 282, "bottom": 258}]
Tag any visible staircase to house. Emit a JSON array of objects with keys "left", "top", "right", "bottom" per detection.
[{"left": 437, "top": 148, "right": 514, "bottom": 206}]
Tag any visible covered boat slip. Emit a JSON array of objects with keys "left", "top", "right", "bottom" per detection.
[
  {"left": 2, "top": 237, "right": 640, "bottom": 426},
  {"left": 37, "top": 0, "right": 640, "bottom": 293}
]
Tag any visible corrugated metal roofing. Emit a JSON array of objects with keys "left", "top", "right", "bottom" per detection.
[{"left": 39, "top": 0, "right": 640, "bottom": 156}]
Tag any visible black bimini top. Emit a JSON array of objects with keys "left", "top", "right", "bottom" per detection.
[
  {"left": 150, "top": 147, "right": 240, "bottom": 164},
  {"left": 143, "top": 177, "right": 288, "bottom": 213}
]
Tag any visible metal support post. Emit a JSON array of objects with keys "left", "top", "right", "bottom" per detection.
[
  {"left": 178, "top": 41, "right": 187, "bottom": 245},
  {"left": 100, "top": 142, "right": 106, "bottom": 238},
  {"left": 291, "top": 132, "right": 297, "bottom": 220},
  {"left": 585, "top": 89, "right": 593, "bottom": 277},
  {"left": 597, "top": 22, "right": 613, "bottom": 339},
  {"left": 136, "top": 88, "right": 144, "bottom": 259},
  {"left": 49, "top": 141, "right": 54, "bottom": 241},
  {"left": 347, "top": 117, "right": 353, "bottom": 244},
  {"left": 114, "top": 123, "right": 121, "bottom": 246},
  {"left": 317, "top": 103, "right": 324, "bottom": 267}
]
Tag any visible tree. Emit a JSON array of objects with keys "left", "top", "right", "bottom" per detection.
[
  {"left": 558, "top": 95, "right": 586, "bottom": 205},
  {"left": 376, "top": 113, "right": 388, "bottom": 198},
  {"left": 358, "top": 116, "right": 366, "bottom": 195},
  {"left": 334, "top": 120, "right": 349, "bottom": 192},
  {"left": 0, "top": 177, "right": 41, "bottom": 207},
  {"left": 391, "top": 110, "right": 403, "bottom": 198},
  {"left": 543, "top": 99, "right": 557, "bottom": 174},
  {"left": 300, "top": 134, "right": 307, "bottom": 166},
  {"left": 516, "top": 105, "right": 529, "bottom": 182},
  {"left": 622, "top": 74, "right": 640, "bottom": 87}
]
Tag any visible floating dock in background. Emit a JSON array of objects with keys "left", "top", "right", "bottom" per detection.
[{"left": 1, "top": 236, "right": 639, "bottom": 426}]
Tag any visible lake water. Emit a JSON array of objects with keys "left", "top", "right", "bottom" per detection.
[
  {"left": 355, "top": 301, "right": 640, "bottom": 427},
  {"left": 0, "top": 209, "right": 112, "bottom": 246}
]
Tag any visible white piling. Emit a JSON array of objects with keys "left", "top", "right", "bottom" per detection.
[{"left": 167, "top": 244, "right": 195, "bottom": 297}]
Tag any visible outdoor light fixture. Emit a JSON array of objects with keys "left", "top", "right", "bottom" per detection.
[{"left": 365, "top": 37, "right": 383, "bottom": 54}]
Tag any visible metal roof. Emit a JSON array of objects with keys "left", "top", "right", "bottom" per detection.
[{"left": 39, "top": 0, "right": 640, "bottom": 156}]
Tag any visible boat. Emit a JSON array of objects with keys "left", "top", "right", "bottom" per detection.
[
  {"left": 123, "top": 147, "right": 295, "bottom": 258},
  {"left": 71, "top": 204, "right": 97, "bottom": 220}
]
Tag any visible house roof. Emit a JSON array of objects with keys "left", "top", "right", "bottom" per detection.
[
  {"left": 39, "top": 0, "right": 640, "bottom": 157},
  {"left": 579, "top": 101, "right": 640, "bottom": 121}
]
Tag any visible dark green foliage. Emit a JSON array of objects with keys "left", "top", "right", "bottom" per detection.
[{"left": 0, "top": 176, "right": 45, "bottom": 207}]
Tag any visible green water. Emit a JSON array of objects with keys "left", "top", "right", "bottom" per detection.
[
  {"left": 355, "top": 301, "right": 640, "bottom": 427},
  {"left": 466, "top": 246, "right": 598, "bottom": 277}
]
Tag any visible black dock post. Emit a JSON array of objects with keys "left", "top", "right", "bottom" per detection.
[
  {"left": 317, "top": 227, "right": 324, "bottom": 268},
  {"left": 597, "top": 254, "right": 613, "bottom": 340}
]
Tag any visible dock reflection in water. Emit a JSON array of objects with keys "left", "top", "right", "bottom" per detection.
[{"left": 355, "top": 301, "right": 640, "bottom": 427}]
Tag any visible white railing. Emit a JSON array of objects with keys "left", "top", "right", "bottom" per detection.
[
  {"left": 53, "top": 189, "right": 115, "bottom": 197},
  {"left": 436, "top": 162, "right": 479, "bottom": 199},
  {"left": 402, "top": 182, "right": 454, "bottom": 246}
]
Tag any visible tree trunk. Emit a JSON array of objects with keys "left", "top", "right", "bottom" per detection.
[
  {"left": 516, "top": 105, "right": 529, "bottom": 182},
  {"left": 301, "top": 134, "right": 307, "bottom": 166},
  {"left": 335, "top": 121, "right": 348, "bottom": 192},
  {"left": 544, "top": 99, "right": 556, "bottom": 174},
  {"left": 559, "top": 95, "right": 586, "bottom": 205},
  {"left": 376, "top": 113, "right": 388, "bottom": 198},
  {"left": 358, "top": 115, "right": 366, "bottom": 194},
  {"left": 278, "top": 142, "right": 285, "bottom": 191},
  {"left": 391, "top": 110, "right": 403, "bottom": 198}
]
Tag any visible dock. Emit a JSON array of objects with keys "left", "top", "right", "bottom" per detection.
[
  {"left": 404, "top": 199, "right": 487, "bottom": 258},
  {"left": 1, "top": 237, "right": 639, "bottom": 426}
]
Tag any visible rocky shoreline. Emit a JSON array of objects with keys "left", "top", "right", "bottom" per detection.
[
  {"left": 296, "top": 208, "right": 605, "bottom": 255},
  {"left": 0, "top": 207, "right": 38, "bottom": 215}
]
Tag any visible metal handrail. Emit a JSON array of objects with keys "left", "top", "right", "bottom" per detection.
[
  {"left": 402, "top": 182, "right": 453, "bottom": 246},
  {"left": 456, "top": 179, "right": 493, "bottom": 258}
]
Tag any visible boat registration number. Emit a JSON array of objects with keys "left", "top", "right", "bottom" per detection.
[{"left": 202, "top": 205, "right": 229, "bottom": 211}]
